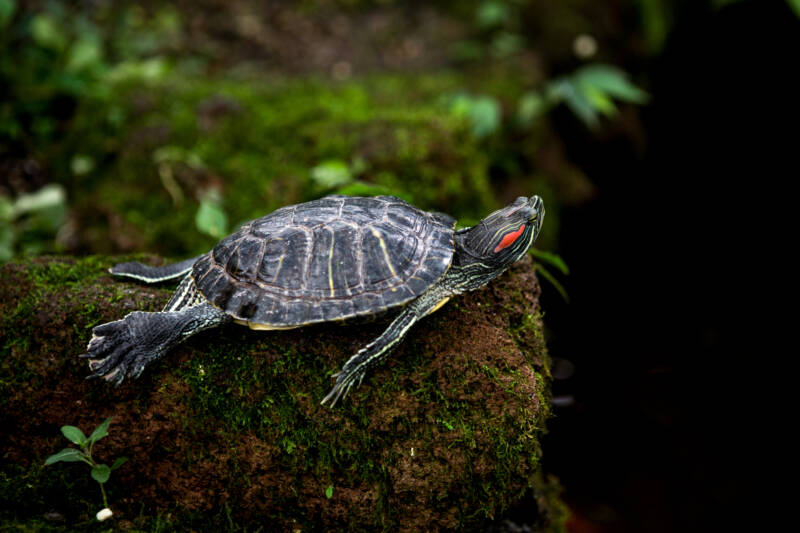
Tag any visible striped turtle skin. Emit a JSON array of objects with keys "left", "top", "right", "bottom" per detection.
[{"left": 191, "top": 196, "right": 456, "bottom": 327}]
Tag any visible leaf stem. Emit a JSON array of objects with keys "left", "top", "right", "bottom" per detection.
[{"left": 99, "top": 482, "right": 108, "bottom": 509}]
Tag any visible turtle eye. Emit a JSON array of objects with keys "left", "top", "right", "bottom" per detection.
[{"left": 493, "top": 224, "right": 526, "bottom": 253}]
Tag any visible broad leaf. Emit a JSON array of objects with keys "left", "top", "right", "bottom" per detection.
[
  {"left": 196, "top": 197, "right": 228, "bottom": 239},
  {"left": 576, "top": 64, "right": 650, "bottom": 104},
  {"left": 556, "top": 80, "right": 599, "bottom": 128},
  {"left": 325, "top": 485, "right": 334, "bottom": 499},
  {"left": 31, "top": 13, "right": 67, "bottom": 52},
  {"left": 45, "top": 448, "right": 85, "bottom": 465},
  {"left": 91, "top": 464, "right": 111, "bottom": 484},
  {"left": 111, "top": 456, "right": 129, "bottom": 470},
  {"left": 311, "top": 160, "right": 352, "bottom": 189},
  {"left": 88, "top": 417, "right": 113, "bottom": 444},
  {"left": 517, "top": 91, "right": 548, "bottom": 126},
  {"left": 61, "top": 426, "right": 87, "bottom": 446},
  {"left": 467, "top": 96, "right": 501, "bottom": 139}
]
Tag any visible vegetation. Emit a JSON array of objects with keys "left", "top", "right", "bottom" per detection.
[{"left": 44, "top": 417, "right": 128, "bottom": 519}]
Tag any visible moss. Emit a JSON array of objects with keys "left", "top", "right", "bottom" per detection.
[{"left": 0, "top": 255, "right": 562, "bottom": 531}]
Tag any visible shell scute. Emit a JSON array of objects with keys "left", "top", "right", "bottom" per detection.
[{"left": 193, "top": 196, "right": 455, "bottom": 326}]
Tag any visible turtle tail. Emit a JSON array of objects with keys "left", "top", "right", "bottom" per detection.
[{"left": 109, "top": 255, "right": 202, "bottom": 283}]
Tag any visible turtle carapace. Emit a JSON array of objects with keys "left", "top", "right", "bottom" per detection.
[{"left": 82, "top": 195, "right": 544, "bottom": 406}]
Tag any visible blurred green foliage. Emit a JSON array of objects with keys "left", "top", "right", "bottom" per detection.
[
  {"left": 0, "top": 0, "right": 653, "bottom": 311},
  {"left": 0, "top": 184, "right": 66, "bottom": 261},
  {"left": 0, "top": 1, "right": 178, "bottom": 155},
  {"left": 518, "top": 64, "right": 649, "bottom": 129}
]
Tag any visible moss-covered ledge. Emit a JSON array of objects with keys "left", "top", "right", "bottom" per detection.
[{"left": 0, "top": 255, "right": 564, "bottom": 531}]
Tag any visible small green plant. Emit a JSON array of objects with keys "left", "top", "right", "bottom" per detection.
[{"left": 44, "top": 417, "right": 128, "bottom": 520}]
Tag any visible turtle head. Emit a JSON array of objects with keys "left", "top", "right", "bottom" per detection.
[{"left": 464, "top": 196, "right": 545, "bottom": 265}]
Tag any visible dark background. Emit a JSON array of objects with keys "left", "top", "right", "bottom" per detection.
[{"left": 541, "top": 1, "right": 793, "bottom": 530}]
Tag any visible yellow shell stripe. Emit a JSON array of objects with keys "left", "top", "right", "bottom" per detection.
[
  {"left": 370, "top": 227, "right": 398, "bottom": 279},
  {"left": 328, "top": 228, "right": 336, "bottom": 297}
]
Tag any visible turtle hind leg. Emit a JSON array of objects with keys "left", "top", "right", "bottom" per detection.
[
  {"left": 109, "top": 255, "right": 203, "bottom": 284},
  {"left": 80, "top": 302, "right": 231, "bottom": 386}
]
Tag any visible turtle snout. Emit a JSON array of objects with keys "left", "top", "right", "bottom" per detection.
[{"left": 528, "top": 195, "right": 544, "bottom": 229}]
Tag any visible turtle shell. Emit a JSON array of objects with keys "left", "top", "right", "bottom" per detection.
[{"left": 191, "top": 196, "right": 456, "bottom": 327}]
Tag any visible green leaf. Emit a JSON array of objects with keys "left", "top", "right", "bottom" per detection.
[
  {"left": 517, "top": 91, "right": 548, "bottom": 126},
  {"left": 70, "top": 155, "right": 95, "bottom": 176},
  {"left": 45, "top": 448, "right": 85, "bottom": 465},
  {"left": 31, "top": 13, "right": 68, "bottom": 52},
  {"left": 91, "top": 464, "right": 111, "bottom": 484},
  {"left": 576, "top": 64, "right": 650, "bottom": 104},
  {"left": 477, "top": 1, "right": 509, "bottom": 28},
  {"left": 12, "top": 184, "right": 66, "bottom": 217},
  {"left": 0, "top": 0, "right": 15, "bottom": 28},
  {"left": 0, "top": 222, "right": 13, "bottom": 263},
  {"left": 61, "top": 426, "right": 87, "bottom": 446},
  {"left": 448, "top": 93, "right": 501, "bottom": 139},
  {"left": 310, "top": 160, "right": 352, "bottom": 189},
  {"left": 467, "top": 96, "right": 501, "bottom": 139},
  {"left": 582, "top": 85, "right": 618, "bottom": 117},
  {"left": 529, "top": 249, "right": 570, "bottom": 275},
  {"left": 88, "top": 417, "right": 113, "bottom": 444},
  {"left": 325, "top": 485, "right": 334, "bottom": 499},
  {"left": 551, "top": 79, "right": 599, "bottom": 128},
  {"left": 66, "top": 37, "right": 103, "bottom": 73},
  {"left": 111, "top": 456, "right": 129, "bottom": 470},
  {"left": 196, "top": 194, "right": 228, "bottom": 239}
]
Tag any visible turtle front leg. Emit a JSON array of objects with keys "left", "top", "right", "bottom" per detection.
[
  {"left": 80, "top": 303, "right": 231, "bottom": 385},
  {"left": 321, "top": 287, "right": 455, "bottom": 407},
  {"left": 321, "top": 306, "right": 421, "bottom": 407}
]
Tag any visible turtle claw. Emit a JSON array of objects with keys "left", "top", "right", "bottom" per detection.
[{"left": 320, "top": 368, "right": 365, "bottom": 407}]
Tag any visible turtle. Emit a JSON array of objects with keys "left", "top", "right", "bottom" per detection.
[{"left": 82, "top": 194, "right": 544, "bottom": 406}]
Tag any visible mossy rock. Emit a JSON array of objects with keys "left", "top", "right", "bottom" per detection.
[{"left": 0, "top": 255, "right": 564, "bottom": 531}]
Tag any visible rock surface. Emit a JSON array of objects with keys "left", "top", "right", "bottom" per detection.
[{"left": 0, "top": 255, "right": 564, "bottom": 531}]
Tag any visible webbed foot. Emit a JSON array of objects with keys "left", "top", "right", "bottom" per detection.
[{"left": 80, "top": 303, "right": 231, "bottom": 387}]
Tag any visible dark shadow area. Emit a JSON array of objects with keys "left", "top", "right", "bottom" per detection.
[{"left": 540, "top": 0, "right": 795, "bottom": 530}]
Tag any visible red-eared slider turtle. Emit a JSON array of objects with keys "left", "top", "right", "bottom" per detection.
[{"left": 82, "top": 194, "right": 544, "bottom": 406}]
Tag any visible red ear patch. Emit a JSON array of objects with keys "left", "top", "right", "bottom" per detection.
[{"left": 494, "top": 224, "right": 526, "bottom": 252}]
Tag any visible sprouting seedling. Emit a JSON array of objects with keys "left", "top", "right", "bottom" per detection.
[{"left": 44, "top": 416, "right": 128, "bottom": 521}]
